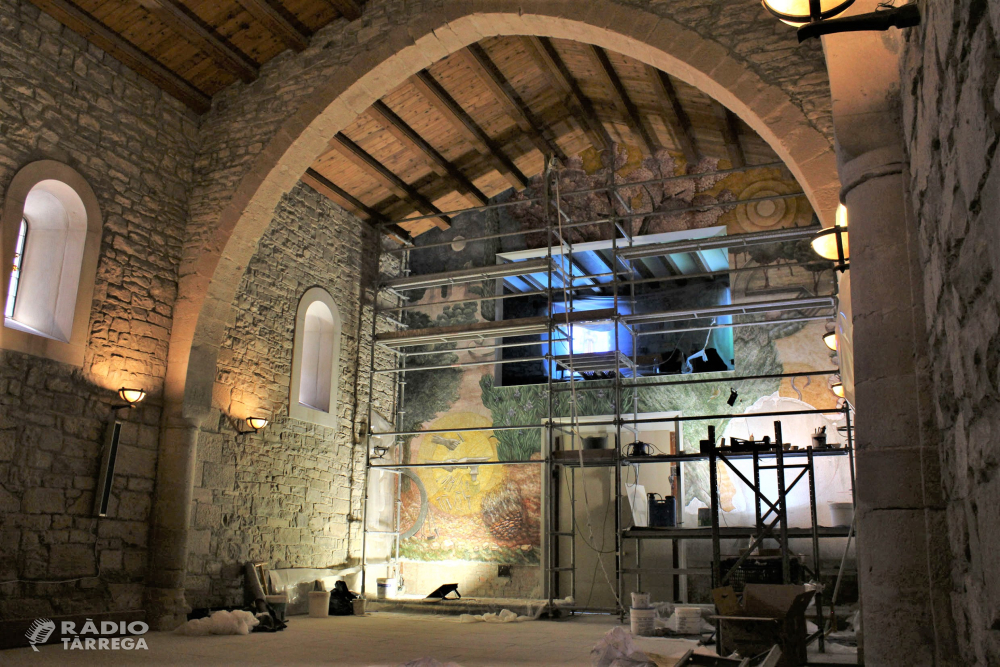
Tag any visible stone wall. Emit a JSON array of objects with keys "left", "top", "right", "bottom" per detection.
[
  {"left": 186, "top": 183, "right": 384, "bottom": 609},
  {"left": 901, "top": 0, "right": 1000, "bottom": 663},
  {"left": 0, "top": 0, "right": 197, "bottom": 620}
]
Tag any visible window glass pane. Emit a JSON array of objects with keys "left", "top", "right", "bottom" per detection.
[
  {"left": 299, "top": 301, "right": 335, "bottom": 412},
  {"left": 4, "top": 219, "right": 27, "bottom": 319}
]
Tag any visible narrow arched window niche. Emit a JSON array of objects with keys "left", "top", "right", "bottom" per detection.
[
  {"left": 1, "top": 161, "right": 102, "bottom": 366},
  {"left": 290, "top": 287, "right": 342, "bottom": 428}
]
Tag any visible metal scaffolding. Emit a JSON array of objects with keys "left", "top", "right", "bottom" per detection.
[{"left": 359, "top": 159, "right": 855, "bottom": 632}]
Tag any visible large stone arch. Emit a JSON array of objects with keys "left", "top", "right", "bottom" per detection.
[
  {"left": 167, "top": 3, "right": 840, "bottom": 420},
  {"left": 147, "top": 1, "right": 840, "bottom": 628}
]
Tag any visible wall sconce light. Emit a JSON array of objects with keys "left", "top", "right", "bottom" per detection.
[
  {"left": 727, "top": 388, "right": 739, "bottom": 407},
  {"left": 831, "top": 381, "right": 845, "bottom": 398},
  {"left": 237, "top": 416, "right": 270, "bottom": 435},
  {"left": 811, "top": 203, "right": 849, "bottom": 272},
  {"left": 763, "top": 0, "right": 920, "bottom": 42},
  {"left": 762, "top": 0, "right": 854, "bottom": 26},
  {"left": 111, "top": 387, "right": 146, "bottom": 410},
  {"left": 822, "top": 331, "right": 837, "bottom": 351}
]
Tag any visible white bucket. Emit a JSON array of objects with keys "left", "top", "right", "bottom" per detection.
[
  {"left": 630, "top": 592, "right": 651, "bottom": 609},
  {"left": 352, "top": 598, "right": 366, "bottom": 616},
  {"left": 308, "top": 590, "right": 331, "bottom": 618},
  {"left": 377, "top": 577, "right": 398, "bottom": 599},
  {"left": 630, "top": 607, "right": 656, "bottom": 636},
  {"left": 676, "top": 606, "right": 702, "bottom": 634},
  {"left": 829, "top": 502, "right": 854, "bottom": 527}
]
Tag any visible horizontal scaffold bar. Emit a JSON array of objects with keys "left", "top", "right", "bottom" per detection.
[
  {"left": 381, "top": 258, "right": 553, "bottom": 291},
  {"left": 551, "top": 369, "right": 841, "bottom": 393},
  {"left": 370, "top": 459, "right": 543, "bottom": 470},
  {"left": 618, "top": 224, "right": 821, "bottom": 261},
  {"left": 624, "top": 296, "right": 835, "bottom": 326},
  {"left": 632, "top": 314, "right": 834, "bottom": 337}
]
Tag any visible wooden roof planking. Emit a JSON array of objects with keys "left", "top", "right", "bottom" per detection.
[{"left": 28, "top": 1, "right": 807, "bottom": 238}]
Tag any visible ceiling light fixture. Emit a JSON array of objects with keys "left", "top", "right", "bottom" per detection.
[
  {"left": 822, "top": 331, "right": 837, "bottom": 351},
  {"left": 763, "top": 0, "right": 920, "bottom": 42}
]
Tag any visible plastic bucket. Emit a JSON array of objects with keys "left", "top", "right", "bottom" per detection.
[
  {"left": 352, "top": 598, "right": 366, "bottom": 616},
  {"left": 376, "top": 577, "right": 397, "bottom": 599},
  {"left": 630, "top": 607, "right": 656, "bottom": 636},
  {"left": 630, "top": 592, "right": 651, "bottom": 609},
  {"left": 676, "top": 607, "right": 702, "bottom": 634},
  {"left": 829, "top": 502, "right": 854, "bottom": 527},
  {"left": 308, "top": 590, "right": 331, "bottom": 618}
]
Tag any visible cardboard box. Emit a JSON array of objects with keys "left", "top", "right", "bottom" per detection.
[{"left": 711, "top": 584, "right": 815, "bottom": 667}]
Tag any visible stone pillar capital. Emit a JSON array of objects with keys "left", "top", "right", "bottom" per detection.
[{"left": 839, "top": 145, "right": 906, "bottom": 202}]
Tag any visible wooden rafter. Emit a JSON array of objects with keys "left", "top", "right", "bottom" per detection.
[
  {"left": 235, "top": 0, "right": 310, "bottom": 52},
  {"left": 327, "top": 133, "right": 451, "bottom": 230},
  {"left": 461, "top": 43, "right": 566, "bottom": 162},
  {"left": 27, "top": 0, "right": 211, "bottom": 113},
  {"left": 712, "top": 101, "right": 746, "bottom": 168},
  {"left": 301, "top": 168, "right": 412, "bottom": 244},
  {"left": 646, "top": 66, "right": 700, "bottom": 166},
  {"left": 134, "top": 0, "right": 258, "bottom": 83},
  {"left": 411, "top": 70, "right": 529, "bottom": 191},
  {"left": 524, "top": 37, "right": 612, "bottom": 154},
  {"left": 326, "top": 0, "right": 362, "bottom": 20},
  {"left": 591, "top": 46, "right": 657, "bottom": 156},
  {"left": 367, "top": 101, "right": 489, "bottom": 207}
]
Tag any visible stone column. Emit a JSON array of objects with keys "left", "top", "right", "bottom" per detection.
[
  {"left": 843, "top": 146, "right": 957, "bottom": 666},
  {"left": 145, "top": 407, "right": 202, "bottom": 630}
]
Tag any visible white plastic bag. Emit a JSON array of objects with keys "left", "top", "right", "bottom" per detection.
[{"left": 590, "top": 627, "right": 655, "bottom": 667}]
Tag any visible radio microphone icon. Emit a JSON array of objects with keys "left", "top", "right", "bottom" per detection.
[{"left": 25, "top": 618, "right": 56, "bottom": 651}]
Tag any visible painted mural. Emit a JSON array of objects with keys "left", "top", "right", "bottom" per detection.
[{"left": 390, "top": 145, "right": 843, "bottom": 565}]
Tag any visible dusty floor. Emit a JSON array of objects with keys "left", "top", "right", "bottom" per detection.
[{"left": 4, "top": 613, "right": 857, "bottom": 666}]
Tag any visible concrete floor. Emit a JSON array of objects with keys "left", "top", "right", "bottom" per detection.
[
  {"left": 4, "top": 612, "right": 858, "bottom": 665},
  {"left": 5, "top": 613, "right": 705, "bottom": 666}
]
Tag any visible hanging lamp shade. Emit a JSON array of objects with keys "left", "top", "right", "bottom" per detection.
[{"left": 762, "top": 0, "right": 855, "bottom": 26}]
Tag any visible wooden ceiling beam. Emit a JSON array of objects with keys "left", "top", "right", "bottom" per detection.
[
  {"left": 712, "top": 101, "right": 746, "bottom": 168},
  {"left": 411, "top": 70, "right": 529, "bottom": 191},
  {"left": 367, "top": 101, "right": 489, "bottom": 207},
  {"left": 302, "top": 168, "right": 412, "bottom": 244},
  {"left": 28, "top": 0, "right": 211, "bottom": 113},
  {"left": 646, "top": 66, "right": 700, "bottom": 166},
  {"left": 134, "top": 0, "right": 258, "bottom": 83},
  {"left": 235, "top": 0, "right": 310, "bottom": 52},
  {"left": 461, "top": 43, "right": 566, "bottom": 162},
  {"left": 327, "top": 133, "right": 451, "bottom": 230},
  {"left": 591, "top": 46, "right": 657, "bottom": 156},
  {"left": 326, "top": 0, "right": 362, "bottom": 21},
  {"left": 524, "top": 37, "right": 612, "bottom": 155}
]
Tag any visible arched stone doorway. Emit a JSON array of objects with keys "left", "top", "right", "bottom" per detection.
[{"left": 148, "top": 1, "right": 841, "bottom": 628}]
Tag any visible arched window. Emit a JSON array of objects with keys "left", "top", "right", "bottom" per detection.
[
  {"left": 2, "top": 161, "right": 101, "bottom": 365},
  {"left": 290, "top": 287, "right": 342, "bottom": 427}
]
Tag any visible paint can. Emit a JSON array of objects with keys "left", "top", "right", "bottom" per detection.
[
  {"left": 308, "top": 590, "right": 331, "bottom": 618},
  {"left": 352, "top": 598, "right": 366, "bottom": 616},
  {"left": 265, "top": 594, "right": 287, "bottom": 621},
  {"left": 675, "top": 607, "right": 702, "bottom": 634},
  {"left": 630, "top": 607, "right": 656, "bottom": 636},
  {"left": 377, "top": 577, "right": 398, "bottom": 599},
  {"left": 630, "top": 592, "right": 651, "bottom": 609}
]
